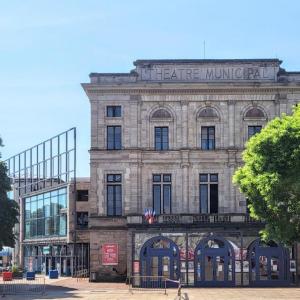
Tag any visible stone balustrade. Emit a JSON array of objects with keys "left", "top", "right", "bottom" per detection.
[{"left": 126, "top": 213, "right": 262, "bottom": 225}]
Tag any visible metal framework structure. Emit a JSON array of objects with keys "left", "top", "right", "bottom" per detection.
[
  {"left": 5, "top": 128, "right": 76, "bottom": 197},
  {"left": 4, "top": 128, "right": 80, "bottom": 275}
]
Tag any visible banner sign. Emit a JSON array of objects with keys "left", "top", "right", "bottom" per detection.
[
  {"left": 102, "top": 243, "right": 118, "bottom": 265},
  {"left": 133, "top": 261, "right": 140, "bottom": 273}
]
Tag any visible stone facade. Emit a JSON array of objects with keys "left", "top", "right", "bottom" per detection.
[{"left": 82, "top": 59, "right": 300, "bottom": 283}]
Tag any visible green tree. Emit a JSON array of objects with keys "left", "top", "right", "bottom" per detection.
[
  {"left": 0, "top": 138, "right": 19, "bottom": 250},
  {"left": 233, "top": 106, "right": 300, "bottom": 245}
]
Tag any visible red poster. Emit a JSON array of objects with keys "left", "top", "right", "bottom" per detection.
[
  {"left": 102, "top": 243, "right": 118, "bottom": 265},
  {"left": 133, "top": 261, "right": 140, "bottom": 273}
]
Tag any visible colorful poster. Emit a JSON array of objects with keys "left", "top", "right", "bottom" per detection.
[
  {"left": 102, "top": 243, "right": 118, "bottom": 265},
  {"left": 133, "top": 261, "right": 140, "bottom": 273}
]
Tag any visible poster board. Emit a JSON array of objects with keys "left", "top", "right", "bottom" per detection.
[{"left": 102, "top": 243, "right": 118, "bottom": 265}]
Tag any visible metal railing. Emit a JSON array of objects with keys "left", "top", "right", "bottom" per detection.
[
  {"left": 74, "top": 269, "right": 89, "bottom": 281},
  {"left": 127, "top": 276, "right": 181, "bottom": 296},
  {"left": 0, "top": 276, "right": 45, "bottom": 296}
]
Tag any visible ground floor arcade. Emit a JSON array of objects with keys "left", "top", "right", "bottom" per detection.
[{"left": 89, "top": 223, "right": 297, "bottom": 287}]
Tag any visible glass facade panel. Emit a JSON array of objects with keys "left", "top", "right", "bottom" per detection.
[
  {"left": 24, "top": 187, "right": 67, "bottom": 239},
  {"left": 59, "top": 215, "right": 67, "bottom": 235}
]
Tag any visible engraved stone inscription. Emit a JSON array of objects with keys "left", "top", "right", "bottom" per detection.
[{"left": 138, "top": 65, "right": 276, "bottom": 82}]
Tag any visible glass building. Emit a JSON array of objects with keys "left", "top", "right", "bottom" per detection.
[{"left": 24, "top": 188, "right": 67, "bottom": 239}]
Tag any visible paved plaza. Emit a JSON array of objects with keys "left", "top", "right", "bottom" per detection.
[{"left": 2, "top": 278, "right": 300, "bottom": 300}]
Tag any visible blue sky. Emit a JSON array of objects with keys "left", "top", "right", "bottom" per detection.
[{"left": 0, "top": 0, "right": 299, "bottom": 176}]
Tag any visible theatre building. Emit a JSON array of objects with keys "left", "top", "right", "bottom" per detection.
[{"left": 82, "top": 59, "right": 300, "bottom": 287}]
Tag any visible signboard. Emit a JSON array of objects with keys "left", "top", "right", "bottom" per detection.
[
  {"left": 290, "top": 260, "right": 296, "bottom": 272},
  {"left": 136, "top": 63, "right": 278, "bottom": 83},
  {"left": 42, "top": 246, "right": 50, "bottom": 255},
  {"left": 102, "top": 243, "right": 118, "bottom": 265},
  {"left": 133, "top": 261, "right": 140, "bottom": 273},
  {"left": 28, "top": 256, "right": 33, "bottom": 272}
]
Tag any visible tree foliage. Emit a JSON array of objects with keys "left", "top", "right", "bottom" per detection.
[
  {"left": 0, "top": 140, "right": 19, "bottom": 250},
  {"left": 233, "top": 106, "right": 300, "bottom": 245}
]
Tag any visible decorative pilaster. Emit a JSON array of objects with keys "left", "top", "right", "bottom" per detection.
[
  {"left": 180, "top": 150, "right": 190, "bottom": 213},
  {"left": 181, "top": 101, "right": 188, "bottom": 149},
  {"left": 228, "top": 100, "right": 236, "bottom": 148}
]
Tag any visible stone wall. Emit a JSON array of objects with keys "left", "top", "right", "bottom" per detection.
[{"left": 90, "top": 229, "right": 127, "bottom": 281}]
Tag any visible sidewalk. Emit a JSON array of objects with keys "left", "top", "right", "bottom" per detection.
[{"left": 3, "top": 277, "right": 300, "bottom": 300}]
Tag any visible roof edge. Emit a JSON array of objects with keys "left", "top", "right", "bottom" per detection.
[{"left": 133, "top": 58, "right": 282, "bottom": 66}]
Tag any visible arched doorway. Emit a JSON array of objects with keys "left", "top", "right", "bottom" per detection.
[
  {"left": 140, "top": 236, "right": 180, "bottom": 287},
  {"left": 194, "top": 236, "right": 235, "bottom": 286},
  {"left": 248, "top": 239, "right": 290, "bottom": 286}
]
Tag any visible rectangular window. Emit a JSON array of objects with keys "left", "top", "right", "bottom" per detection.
[
  {"left": 199, "top": 173, "right": 218, "bottom": 213},
  {"left": 201, "top": 126, "right": 215, "bottom": 150},
  {"left": 248, "top": 126, "right": 262, "bottom": 139},
  {"left": 107, "top": 106, "right": 121, "bottom": 117},
  {"left": 152, "top": 174, "right": 171, "bottom": 215},
  {"left": 107, "top": 126, "right": 122, "bottom": 150},
  {"left": 23, "top": 187, "right": 67, "bottom": 239},
  {"left": 107, "top": 174, "right": 122, "bottom": 216},
  {"left": 155, "top": 127, "right": 169, "bottom": 150},
  {"left": 77, "top": 190, "right": 88, "bottom": 201},
  {"left": 76, "top": 212, "right": 89, "bottom": 229}
]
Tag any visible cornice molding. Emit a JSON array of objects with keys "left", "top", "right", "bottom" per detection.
[{"left": 85, "top": 86, "right": 300, "bottom": 95}]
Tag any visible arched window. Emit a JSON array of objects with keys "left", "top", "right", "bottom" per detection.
[
  {"left": 197, "top": 107, "right": 220, "bottom": 150},
  {"left": 151, "top": 109, "right": 172, "bottom": 119},
  {"left": 198, "top": 107, "right": 219, "bottom": 119},
  {"left": 150, "top": 108, "right": 174, "bottom": 150},
  {"left": 243, "top": 107, "right": 267, "bottom": 141},
  {"left": 244, "top": 107, "right": 266, "bottom": 118}
]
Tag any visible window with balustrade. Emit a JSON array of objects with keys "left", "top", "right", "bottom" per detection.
[
  {"left": 107, "top": 174, "right": 122, "bottom": 216},
  {"left": 152, "top": 174, "right": 172, "bottom": 215},
  {"left": 199, "top": 173, "right": 218, "bottom": 213}
]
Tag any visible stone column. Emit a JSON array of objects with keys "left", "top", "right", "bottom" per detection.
[{"left": 228, "top": 100, "right": 236, "bottom": 148}]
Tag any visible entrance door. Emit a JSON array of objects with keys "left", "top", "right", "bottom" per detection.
[
  {"left": 140, "top": 236, "right": 180, "bottom": 288},
  {"left": 194, "top": 236, "right": 235, "bottom": 287},
  {"left": 248, "top": 239, "right": 289, "bottom": 286}
]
